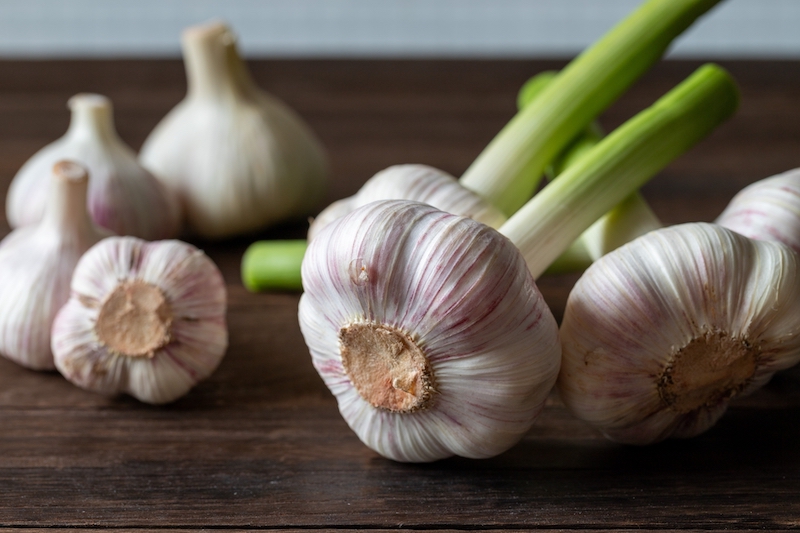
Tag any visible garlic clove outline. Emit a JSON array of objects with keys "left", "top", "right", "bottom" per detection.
[
  {"left": 300, "top": 200, "right": 561, "bottom": 462},
  {"left": 139, "top": 21, "right": 328, "bottom": 239},
  {"left": 308, "top": 164, "right": 507, "bottom": 241},
  {"left": 0, "top": 160, "right": 111, "bottom": 370},
  {"left": 51, "top": 236, "right": 228, "bottom": 404},
  {"left": 558, "top": 222, "right": 800, "bottom": 445},
  {"left": 716, "top": 167, "right": 800, "bottom": 253},
  {"left": 7, "top": 93, "right": 182, "bottom": 240}
]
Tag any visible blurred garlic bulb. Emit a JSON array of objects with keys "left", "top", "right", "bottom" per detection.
[
  {"left": 559, "top": 223, "right": 800, "bottom": 445},
  {"left": 0, "top": 161, "right": 110, "bottom": 370},
  {"left": 716, "top": 167, "right": 800, "bottom": 252},
  {"left": 308, "top": 164, "right": 506, "bottom": 241},
  {"left": 140, "top": 22, "right": 328, "bottom": 239},
  {"left": 299, "top": 200, "right": 560, "bottom": 462},
  {"left": 6, "top": 93, "right": 182, "bottom": 240},
  {"left": 51, "top": 236, "right": 228, "bottom": 404}
]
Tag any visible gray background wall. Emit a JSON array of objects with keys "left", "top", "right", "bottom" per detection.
[{"left": 0, "top": 0, "right": 797, "bottom": 59}]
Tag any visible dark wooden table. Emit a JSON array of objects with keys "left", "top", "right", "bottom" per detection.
[{"left": 0, "top": 59, "right": 799, "bottom": 530}]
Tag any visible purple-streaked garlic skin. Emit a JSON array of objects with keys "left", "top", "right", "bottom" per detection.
[
  {"left": 0, "top": 161, "right": 109, "bottom": 371},
  {"left": 307, "top": 164, "right": 507, "bottom": 241},
  {"left": 51, "top": 236, "right": 228, "bottom": 404},
  {"left": 559, "top": 223, "right": 800, "bottom": 445},
  {"left": 299, "top": 200, "right": 560, "bottom": 462},
  {"left": 6, "top": 93, "right": 182, "bottom": 240},
  {"left": 716, "top": 167, "right": 800, "bottom": 253}
]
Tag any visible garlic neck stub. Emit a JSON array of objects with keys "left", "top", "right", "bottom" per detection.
[
  {"left": 299, "top": 200, "right": 561, "bottom": 462},
  {"left": 6, "top": 93, "right": 182, "bottom": 240},
  {"left": 140, "top": 21, "right": 328, "bottom": 239},
  {"left": 558, "top": 223, "right": 800, "bottom": 445},
  {"left": 308, "top": 165, "right": 507, "bottom": 241},
  {"left": 51, "top": 237, "right": 228, "bottom": 404},
  {"left": 0, "top": 161, "right": 109, "bottom": 370},
  {"left": 716, "top": 167, "right": 800, "bottom": 253}
]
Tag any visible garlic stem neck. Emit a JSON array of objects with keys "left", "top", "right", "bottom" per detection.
[
  {"left": 500, "top": 64, "right": 739, "bottom": 279},
  {"left": 66, "top": 94, "right": 119, "bottom": 142},
  {"left": 40, "top": 161, "right": 96, "bottom": 235},
  {"left": 182, "top": 22, "right": 254, "bottom": 100},
  {"left": 340, "top": 322, "right": 435, "bottom": 413},
  {"left": 95, "top": 280, "right": 173, "bottom": 358},
  {"left": 459, "top": 0, "right": 724, "bottom": 216}
]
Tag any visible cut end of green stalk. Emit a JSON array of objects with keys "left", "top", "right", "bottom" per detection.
[
  {"left": 241, "top": 239, "right": 307, "bottom": 292},
  {"left": 516, "top": 71, "right": 558, "bottom": 111}
]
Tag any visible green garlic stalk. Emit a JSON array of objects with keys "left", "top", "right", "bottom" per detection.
[
  {"left": 517, "top": 71, "right": 663, "bottom": 274},
  {"left": 242, "top": 0, "right": 724, "bottom": 291},
  {"left": 460, "top": 0, "right": 724, "bottom": 216}
]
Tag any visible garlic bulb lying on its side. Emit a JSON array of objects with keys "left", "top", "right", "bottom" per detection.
[
  {"left": 6, "top": 94, "right": 182, "bottom": 240},
  {"left": 716, "top": 167, "right": 800, "bottom": 252},
  {"left": 140, "top": 22, "right": 327, "bottom": 239},
  {"left": 308, "top": 164, "right": 507, "bottom": 241},
  {"left": 300, "top": 200, "right": 560, "bottom": 462},
  {"left": 51, "top": 237, "right": 228, "bottom": 404},
  {"left": 0, "top": 161, "right": 110, "bottom": 370},
  {"left": 559, "top": 223, "right": 800, "bottom": 445}
]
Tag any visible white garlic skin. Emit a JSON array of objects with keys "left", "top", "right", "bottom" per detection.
[
  {"left": 0, "top": 161, "right": 110, "bottom": 370},
  {"left": 716, "top": 167, "right": 800, "bottom": 253},
  {"left": 51, "top": 237, "right": 228, "bottom": 404},
  {"left": 140, "top": 22, "right": 327, "bottom": 239},
  {"left": 6, "top": 94, "right": 182, "bottom": 240},
  {"left": 559, "top": 222, "right": 800, "bottom": 445},
  {"left": 308, "top": 164, "right": 506, "bottom": 241},
  {"left": 299, "top": 200, "right": 560, "bottom": 462}
]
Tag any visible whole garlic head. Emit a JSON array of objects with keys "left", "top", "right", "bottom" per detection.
[
  {"left": 0, "top": 161, "right": 110, "bottom": 370},
  {"left": 308, "top": 164, "right": 507, "bottom": 241},
  {"left": 140, "top": 22, "right": 328, "bottom": 239},
  {"left": 559, "top": 222, "right": 800, "bottom": 445},
  {"left": 299, "top": 200, "right": 560, "bottom": 462},
  {"left": 6, "top": 93, "right": 182, "bottom": 240},
  {"left": 51, "top": 236, "right": 228, "bottom": 404},
  {"left": 716, "top": 167, "right": 800, "bottom": 253}
]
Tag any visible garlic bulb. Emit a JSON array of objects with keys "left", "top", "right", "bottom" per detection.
[
  {"left": 139, "top": 22, "right": 328, "bottom": 239},
  {"left": 716, "top": 167, "right": 800, "bottom": 252},
  {"left": 0, "top": 161, "right": 110, "bottom": 370},
  {"left": 51, "top": 236, "right": 228, "bottom": 404},
  {"left": 298, "top": 65, "right": 737, "bottom": 462},
  {"left": 299, "top": 200, "right": 560, "bottom": 462},
  {"left": 308, "top": 164, "right": 506, "bottom": 241},
  {"left": 6, "top": 93, "right": 182, "bottom": 240},
  {"left": 559, "top": 223, "right": 800, "bottom": 445}
]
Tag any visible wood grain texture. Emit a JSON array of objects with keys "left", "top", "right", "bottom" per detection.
[{"left": 0, "top": 59, "right": 799, "bottom": 530}]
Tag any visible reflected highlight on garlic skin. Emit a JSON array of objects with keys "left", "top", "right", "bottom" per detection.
[{"left": 558, "top": 223, "right": 800, "bottom": 445}]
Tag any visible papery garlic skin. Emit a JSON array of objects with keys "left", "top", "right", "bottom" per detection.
[
  {"left": 0, "top": 161, "right": 110, "bottom": 370},
  {"left": 559, "top": 223, "right": 800, "bottom": 445},
  {"left": 51, "top": 237, "right": 228, "bottom": 404},
  {"left": 716, "top": 168, "right": 800, "bottom": 253},
  {"left": 7, "top": 94, "right": 182, "bottom": 240},
  {"left": 299, "top": 200, "right": 560, "bottom": 462},
  {"left": 307, "top": 165, "right": 507, "bottom": 241},
  {"left": 140, "top": 22, "right": 327, "bottom": 239}
]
